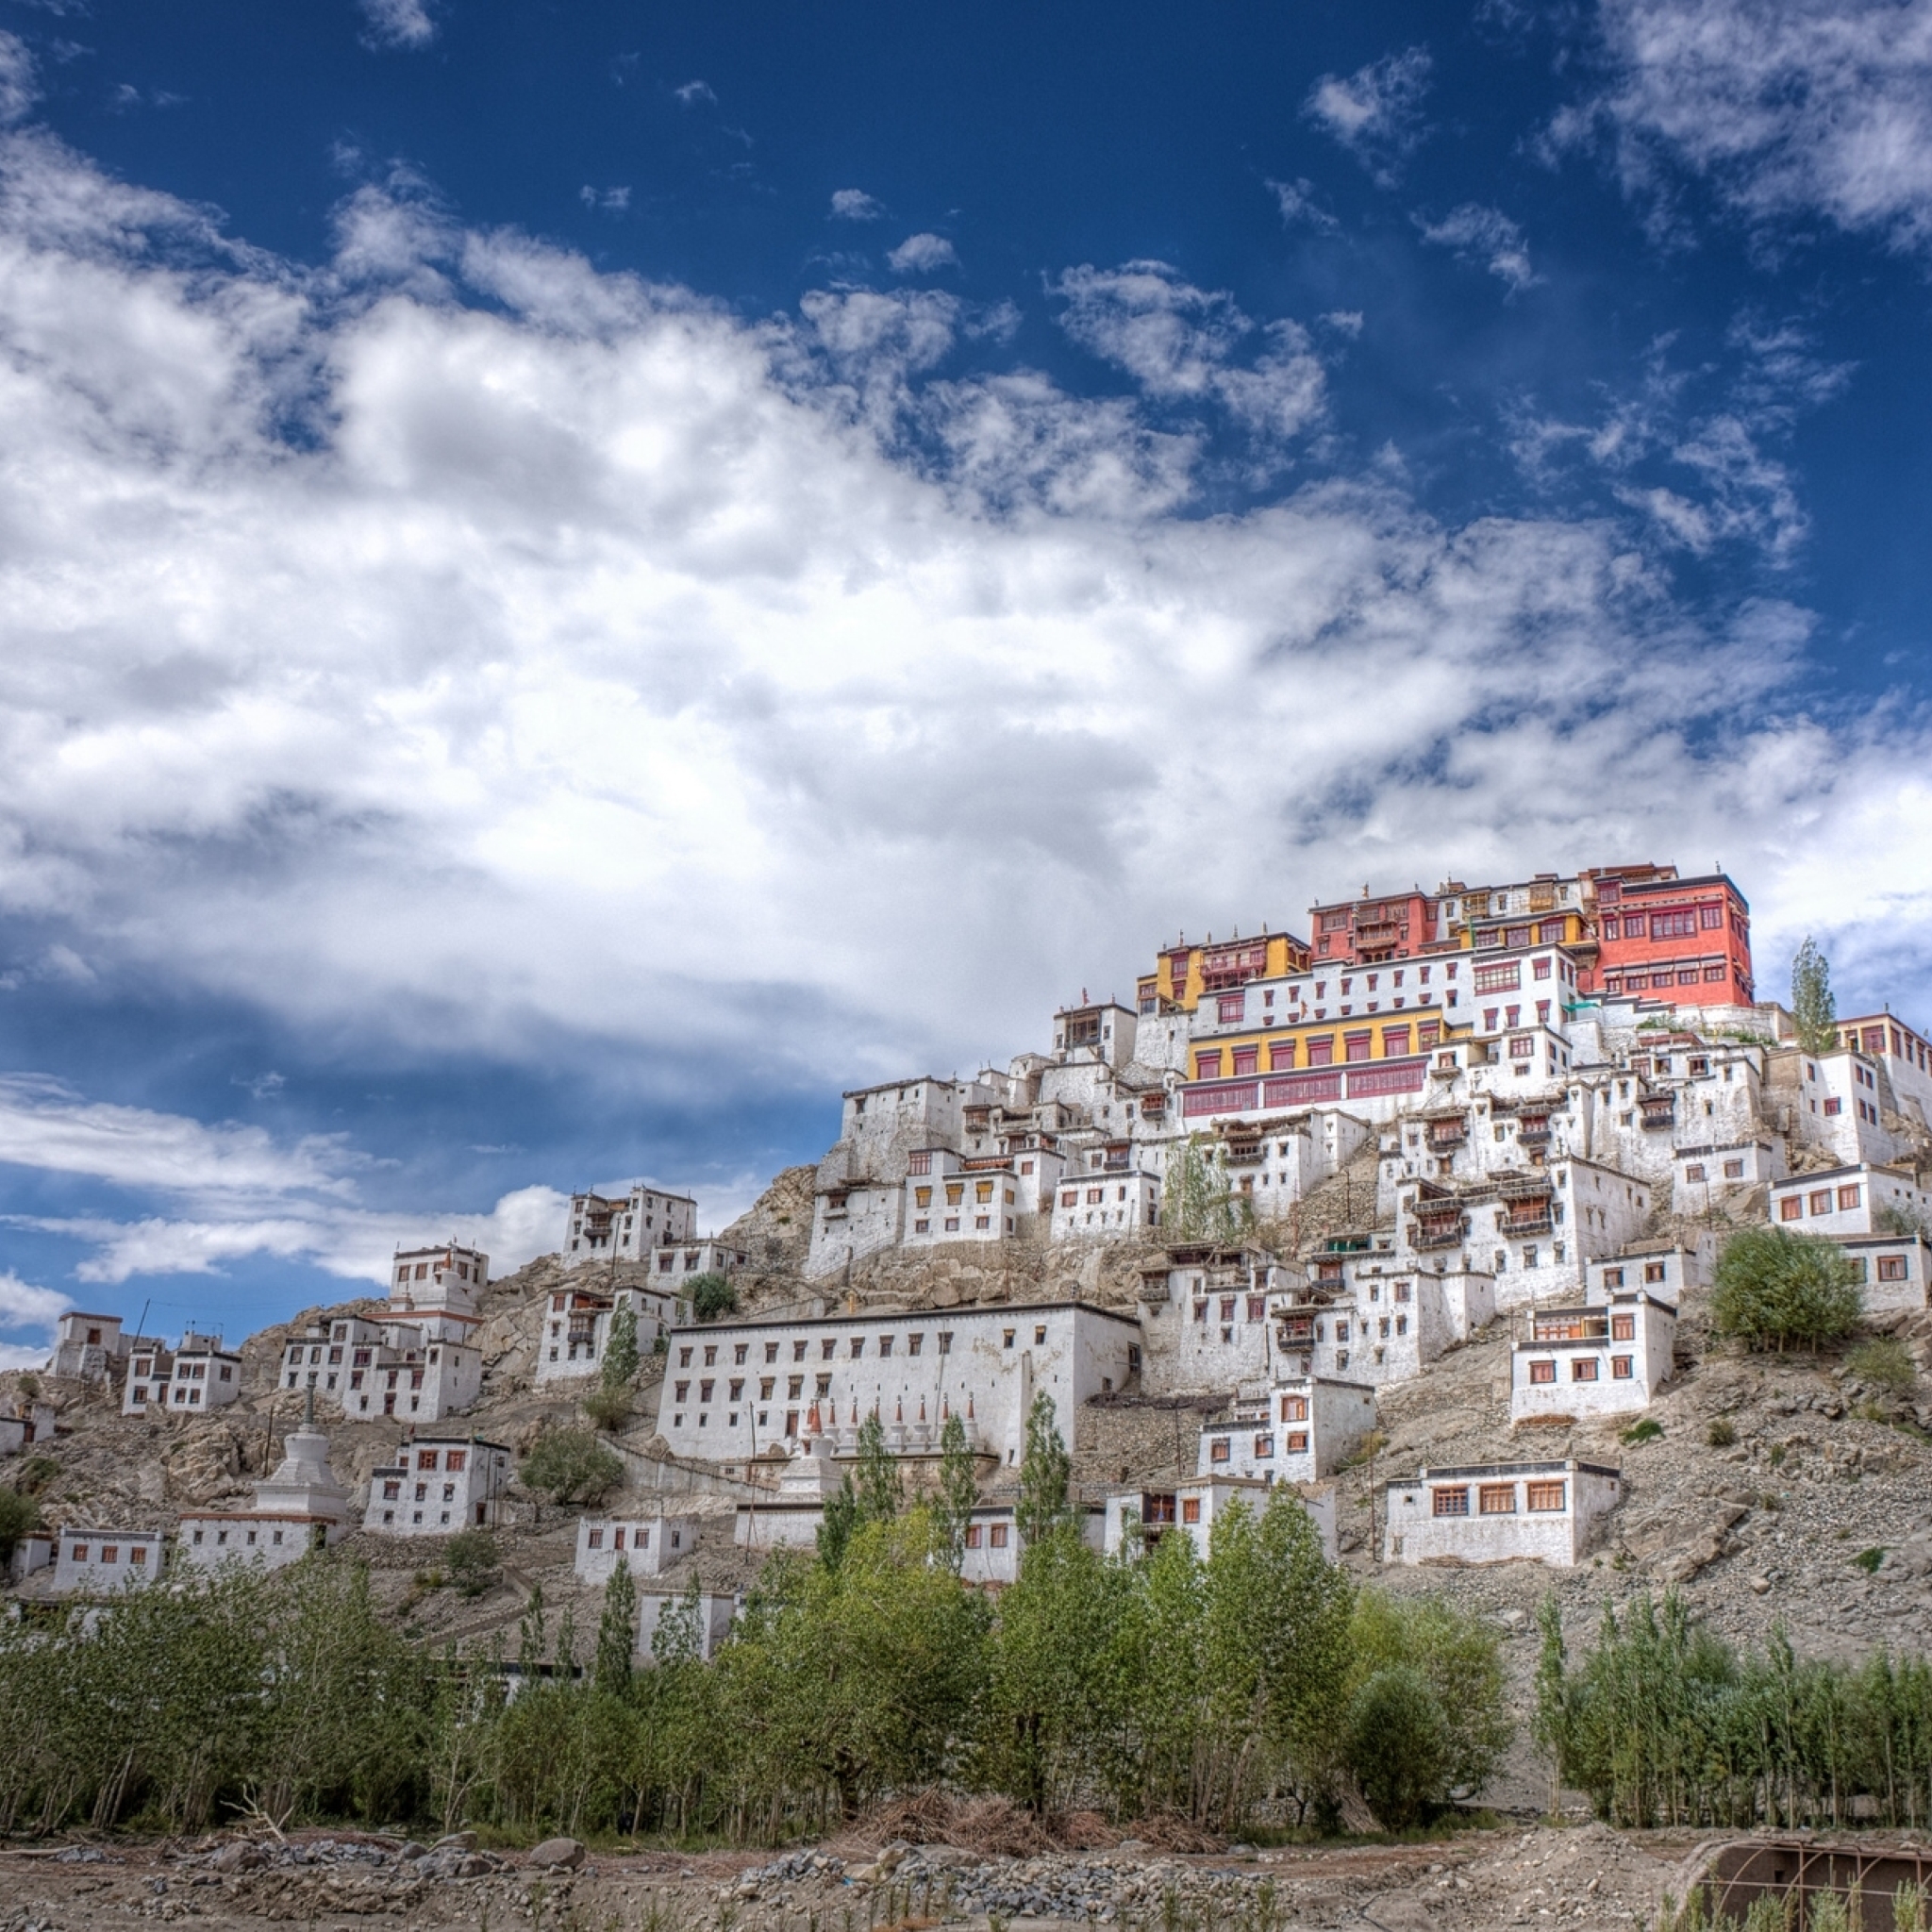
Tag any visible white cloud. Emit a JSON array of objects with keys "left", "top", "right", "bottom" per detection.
[
  {"left": 0, "top": 1268, "right": 69, "bottom": 1371},
  {"left": 0, "top": 1269, "right": 67, "bottom": 1327},
  {"left": 1581, "top": 0, "right": 1932, "bottom": 252},
  {"left": 0, "top": 1076, "right": 359, "bottom": 1201},
  {"left": 829, "top": 188, "right": 882, "bottom": 220},
  {"left": 1268, "top": 176, "right": 1339, "bottom": 231},
  {"left": 1414, "top": 203, "right": 1540, "bottom": 292},
  {"left": 31, "top": 1184, "right": 572, "bottom": 1286},
  {"left": 675, "top": 79, "right": 717, "bottom": 107},
  {"left": 1053, "top": 261, "right": 1326, "bottom": 440},
  {"left": 1304, "top": 46, "right": 1434, "bottom": 185},
  {"left": 579, "top": 185, "right": 630, "bottom": 213},
  {"left": 887, "top": 231, "right": 957, "bottom": 274},
  {"left": 0, "top": 125, "right": 1924, "bottom": 1158},
  {"left": 1506, "top": 321, "right": 1839, "bottom": 564},
  {"left": 0, "top": 31, "right": 36, "bottom": 125},
  {"left": 359, "top": 0, "right": 436, "bottom": 50}
]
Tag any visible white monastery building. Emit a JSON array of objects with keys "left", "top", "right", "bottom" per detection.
[
  {"left": 1384, "top": 1459, "right": 1623, "bottom": 1568},
  {"left": 364, "top": 1436, "right": 512, "bottom": 1535}
]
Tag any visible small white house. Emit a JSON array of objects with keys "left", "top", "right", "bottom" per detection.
[
  {"left": 51, "top": 1527, "right": 165, "bottom": 1594},
  {"left": 158, "top": 1337, "right": 242, "bottom": 1416},
  {"left": 1586, "top": 1242, "right": 1710, "bottom": 1307},
  {"left": 1771, "top": 1164, "right": 1930, "bottom": 1239},
  {"left": 7, "top": 1533, "right": 53, "bottom": 1583},
  {"left": 1383, "top": 1459, "right": 1622, "bottom": 1568},
  {"left": 1840, "top": 1234, "right": 1932, "bottom": 1316},
  {"left": 959, "top": 1503, "right": 1106, "bottom": 1587},
  {"left": 575, "top": 1513, "right": 699, "bottom": 1582},
  {"left": 637, "top": 1589, "right": 737, "bottom": 1662},
  {"left": 534, "top": 1282, "right": 683, "bottom": 1386},
  {"left": 1673, "top": 1141, "right": 1784, "bottom": 1210},
  {"left": 390, "top": 1242, "right": 489, "bottom": 1316},
  {"left": 1510, "top": 1294, "right": 1675, "bottom": 1424},
  {"left": 280, "top": 1311, "right": 482, "bottom": 1424},
  {"left": 1198, "top": 1376, "right": 1376, "bottom": 1483},
  {"left": 1049, "top": 1168, "right": 1163, "bottom": 1241},
  {"left": 49, "top": 1311, "right": 135, "bottom": 1384},
  {"left": 1103, "top": 1475, "right": 1338, "bottom": 1563},
  {"left": 176, "top": 1513, "right": 330, "bottom": 1573},
  {"left": 363, "top": 1436, "right": 512, "bottom": 1535},
  {"left": 563, "top": 1186, "right": 699, "bottom": 1265}
]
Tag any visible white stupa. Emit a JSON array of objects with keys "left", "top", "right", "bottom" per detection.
[{"left": 252, "top": 1390, "right": 351, "bottom": 1525}]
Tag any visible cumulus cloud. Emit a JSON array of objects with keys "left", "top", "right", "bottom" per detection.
[
  {"left": 1575, "top": 0, "right": 1932, "bottom": 252},
  {"left": 0, "top": 124, "right": 1924, "bottom": 1174},
  {"left": 1304, "top": 46, "right": 1434, "bottom": 185},
  {"left": 1414, "top": 203, "right": 1540, "bottom": 292},
  {"left": 29, "top": 1186, "right": 572, "bottom": 1286},
  {"left": 888, "top": 231, "right": 958, "bottom": 274},
  {"left": 829, "top": 187, "right": 882, "bottom": 220},
  {"left": 0, "top": 1269, "right": 68, "bottom": 1371},
  {"left": 360, "top": 0, "right": 436, "bottom": 50}
]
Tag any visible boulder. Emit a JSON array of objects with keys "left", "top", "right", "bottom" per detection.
[{"left": 529, "top": 1837, "right": 586, "bottom": 1871}]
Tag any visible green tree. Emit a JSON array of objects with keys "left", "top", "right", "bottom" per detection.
[
  {"left": 521, "top": 1426, "right": 625, "bottom": 1504},
  {"left": 595, "top": 1557, "right": 638, "bottom": 1694},
  {"left": 1161, "top": 1135, "right": 1255, "bottom": 1241},
  {"left": 854, "top": 1410, "right": 904, "bottom": 1524},
  {"left": 602, "top": 1296, "right": 640, "bottom": 1387},
  {"left": 976, "top": 1518, "right": 1130, "bottom": 1814},
  {"left": 1713, "top": 1224, "right": 1863, "bottom": 1353},
  {"left": 1792, "top": 937, "right": 1840, "bottom": 1055},
  {"left": 1344, "top": 1666, "right": 1452, "bottom": 1831},
  {"left": 518, "top": 1582, "right": 547, "bottom": 1674},
  {"left": 0, "top": 1488, "right": 37, "bottom": 1565},
  {"left": 816, "top": 1474, "right": 860, "bottom": 1573},
  {"left": 443, "top": 1526, "right": 498, "bottom": 1599},
  {"left": 1015, "top": 1392, "right": 1071, "bottom": 1546},
  {"left": 1349, "top": 1588, "right": 1511, "bottom": 1803},
  {"left": 1531, "top": 1595, "right": 1571, "bottom": 1818},
  {"left": 688, "top": 1273, "right": 738, "bottom": 1322},
  {"left": 931, "top": 1410, "right": 979, "bottom": 1573}
]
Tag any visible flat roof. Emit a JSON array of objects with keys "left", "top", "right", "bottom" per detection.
[
  {"left": 666, "top": 1299, "right": 1144, "bottom": 1337},
  {"left": 1774, "top": 1161, "right": 1918, "bottom": 1187},
  {"left": 1391, "top": 1459, "right": 1621, "bottom": 1484},
  {"left": 1618, "top": 872, "right": 1746, "bottom": 907}
]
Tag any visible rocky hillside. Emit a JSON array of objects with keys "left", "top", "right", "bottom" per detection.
[{"left": 10, "top": 1163, "right": 1932, "bottom": 1818}]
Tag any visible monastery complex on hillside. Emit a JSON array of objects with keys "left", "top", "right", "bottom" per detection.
[{"left": 16, "top": 856, "right": 1932, "bottom": 1607}]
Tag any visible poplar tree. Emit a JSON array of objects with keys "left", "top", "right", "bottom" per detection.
[
  {"left": 931, "top": 1410, "right": 979, "bottom": 1572},
  {"left": 1792, "top": 937, "right": 1840, "bottom": 1054},
  {"left": 595, "top": 1558, "right": 638, "bottom": 1694},
  {"left": 602, "top": 1297, "right": 640, "bottom": 1388},
  {"left": 853, "top": 1411, "right": 904, "bottom": 1523},
  {"left": 1015, "top": 1393, "right": 1071, "bottom": 1546}
]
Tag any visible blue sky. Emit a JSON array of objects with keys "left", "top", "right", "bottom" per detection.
[{"left": 0, "top": 0, "right": 1929, "bottom": 1362}]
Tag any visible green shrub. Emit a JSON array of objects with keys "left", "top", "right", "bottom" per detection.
[
  {"left": 0, "top": 1487, "right": 38, "bottom": 1563},
  {"left": 1848, "top": 1337, "right": 1918, "bottom": 1395},
  {"left": 1344, "top": 1665, "right": 1452, "bottom": 1831},
  {"left": 1707, "top": 1417, "right": 1737, "bottom": 1448},
  {"left": 1622, "top": 1419, "right": 1663, "bottom": 1445},
  {"left": 444, "top": 1527, "right": 499, "bottom": 1598},
  {"left": 519, "top": 1427, "right": 624, "bottom": 1506},
  {"left": 1712, "top": 1225, "right": 1862, "bottom": 1353},
  {"left": 580, "top": 1383, "right": 631, "bottom": 1432},
  {"left": 688, "top": 1273, "right": 738, "bottom": 1323},
  {"left": 1853, "top": 1547, "right": 1886, "bottom": 1574}
]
